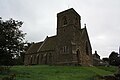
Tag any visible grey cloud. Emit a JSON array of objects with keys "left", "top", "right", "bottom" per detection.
[{"left": 0, "top": 0, "right": 120, "bottom": 58}]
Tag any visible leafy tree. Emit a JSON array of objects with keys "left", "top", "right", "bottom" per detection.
[
  {"left": 0, "top": 18, "right": 26, "bottom": 66},
  {"left": 109, "top": 51, "right": 118, "bottom": 66},
  {"left": 102, "top": 58, "right": 109, "bottom": 62},
  {"left": 116, "top": 57, "right": 120, "bottom": 66}
]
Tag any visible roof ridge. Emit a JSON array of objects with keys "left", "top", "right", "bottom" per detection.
[
  {"left": 26, "top": 43, "right": 34, "bottom": 54},
  {"left": 37, "top": 36, "right": 48, "bottom": 52}
]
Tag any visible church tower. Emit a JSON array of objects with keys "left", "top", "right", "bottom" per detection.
[
  {"left": 56, "top": 8, "right": 82, "bottom": 64},
  {"left": 57, "top": 8, "right": 81, "bottom": 35}
]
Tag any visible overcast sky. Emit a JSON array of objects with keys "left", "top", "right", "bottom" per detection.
[{"left": 0, "top": 0, "right": 120, "bottom": 58}]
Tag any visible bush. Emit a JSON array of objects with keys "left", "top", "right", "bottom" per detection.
[
  {"left": 0, "top": 66, "right": 11, "bottom": 74},
  {"left": 2, "top": 74, "right": 16, "bottom": 80}
]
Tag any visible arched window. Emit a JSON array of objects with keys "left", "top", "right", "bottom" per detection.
[
  {"left": 36, "top": 54, "right": 39, "bottom": 64},
  {"left": 76, "top": 49, "right": 80, "bottom": 64},
  {"left": 63, "top": 46, "right": 68, "bottom": 53},
  {"left": 86, "top": 41, "right": 89, "bottom": 55},
  {"left": 45, "top": 53, "right": 48, "bottom": 64},
  {"left": 40, "top": 54, "right": 43, "bottom": 63},
  {"left": 75, "top": 17, "right": 78, "bottom": 25},
  {"left": 63, "top": 16, "right": 67, "bottom": 25},
  {"left": 49, "top": 53, "right": 52, "bottom": 64},
  {"left": 30, "top": 55, "right": 33, "bottom": 64}
]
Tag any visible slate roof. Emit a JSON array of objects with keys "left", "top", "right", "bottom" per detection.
[
  {"left": 39, "top": 36, "right": 57, "bottom": 51},
  {"left": 26, "top": 42, "right": 43, "bottom": 54},
  {"left": 26, "top": 36, "right": 57, "bottom": 54}
]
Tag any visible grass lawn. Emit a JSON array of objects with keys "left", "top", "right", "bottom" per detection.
[{"left": 0, "top": 65, "right": 117, "bottom": 80}]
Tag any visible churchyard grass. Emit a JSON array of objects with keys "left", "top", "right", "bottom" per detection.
[{"left": 0, "top": 65, "right": 117, "bottom": 80}]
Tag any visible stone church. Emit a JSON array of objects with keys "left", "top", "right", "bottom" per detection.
[{"left": 24, "top": 8, "right": 93, "bottom": 66}]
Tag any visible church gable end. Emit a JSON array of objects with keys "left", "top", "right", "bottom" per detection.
[{"left": 80, "top": 27, "right": 92, "bottom": 65}]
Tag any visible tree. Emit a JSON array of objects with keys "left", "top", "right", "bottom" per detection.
[
  {"left": 0, "top": 18, "right": 26, "bottom": 66},
  {"left": 116, "top": 57, "right": 120, "bottom": 66},
  {"left": 109, "top": 51, "right": 118, "bottom": 66},
  {"left": 102, "top": 58, "right": 109, "bottom": 62}
]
